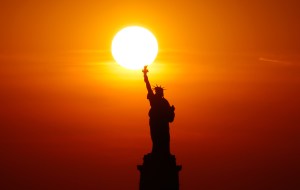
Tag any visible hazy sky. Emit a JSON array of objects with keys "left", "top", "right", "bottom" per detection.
[{"left": 1, "top": 1, "right": 300, "bottom": 190}]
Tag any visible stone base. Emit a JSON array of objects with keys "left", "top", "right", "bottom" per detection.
[{"left": 137, "top": 153, "right": 182, "bottom": 190}]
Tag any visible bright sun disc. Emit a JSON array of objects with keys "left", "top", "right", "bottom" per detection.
[{"left": 111, "top": 26, "right": 158, "bottom": 70}]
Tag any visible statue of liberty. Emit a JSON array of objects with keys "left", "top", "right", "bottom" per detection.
[{"left": 142, "top": 66, "right": 175, "bottom": 155}]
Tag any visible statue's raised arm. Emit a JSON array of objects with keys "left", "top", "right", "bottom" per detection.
[{"left": 143, "top": 65, "right": 153, "bottom": 96}]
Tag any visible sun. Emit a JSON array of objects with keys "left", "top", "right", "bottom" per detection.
[{"left": 111, "top": 26, "right": 158, "bottom": 70}]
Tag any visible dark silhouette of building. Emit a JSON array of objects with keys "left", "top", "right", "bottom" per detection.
[{"left": 138, "top": 66, "right": 181, "bottom": 190}]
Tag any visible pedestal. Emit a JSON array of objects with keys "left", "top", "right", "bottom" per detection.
[{"left": 137, "top": 153, "right": 182, "bottom": 190}]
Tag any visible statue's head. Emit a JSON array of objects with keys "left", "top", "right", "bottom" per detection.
[{"left": 153, "top": 85, "right": 164, "bottom": 98}]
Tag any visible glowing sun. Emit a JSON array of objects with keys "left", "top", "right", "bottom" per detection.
[{"left": 111, "top": 26, "right": 158, "bottom": 70}]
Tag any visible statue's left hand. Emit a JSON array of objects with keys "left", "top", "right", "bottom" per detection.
[{"left": 171, "top": 105, "right": 175, "bottom": 111}]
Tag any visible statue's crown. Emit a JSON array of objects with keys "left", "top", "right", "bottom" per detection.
[{"left": 153, "top": 84, "right": 165, "bottom": 92}]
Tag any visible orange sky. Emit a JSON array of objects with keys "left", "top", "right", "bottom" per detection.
[{"left": 1, "top": 1, "right": 300, "bottom": 190}]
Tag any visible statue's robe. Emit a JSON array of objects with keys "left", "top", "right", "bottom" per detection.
[{"left": 147, "top": 93, "right": 174, "bottom": 155}]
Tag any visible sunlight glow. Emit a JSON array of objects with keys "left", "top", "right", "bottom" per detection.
[{"left": 111, "top": 26, "right": 158, "bottom": 70}]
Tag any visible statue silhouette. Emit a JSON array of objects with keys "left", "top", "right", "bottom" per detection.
[
  {"left": 138, "top": 66, "right": 181, "bottom": 190},
  {"left": 143, "top": 66, "right": 175, "bottom": 155}
]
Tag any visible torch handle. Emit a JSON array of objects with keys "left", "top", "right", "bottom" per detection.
[{"left": 142, "top": 65, "right": 149, "bottom": 74}]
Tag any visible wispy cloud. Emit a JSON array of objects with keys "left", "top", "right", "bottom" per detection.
[
  {"left": 66, "top": 49, "right": 110, "bottom": 54},
  {"left": 259, "top": 57, "right": 291, "bottom": 66}
]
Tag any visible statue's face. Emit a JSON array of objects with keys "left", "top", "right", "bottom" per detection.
[{"left": 155, "top": 90, "right": 164, "bottom": 98}]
